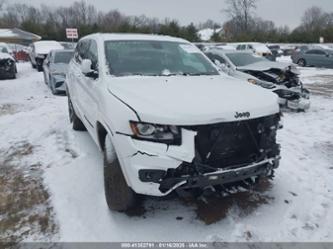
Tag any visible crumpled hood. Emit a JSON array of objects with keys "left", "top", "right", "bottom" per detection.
[
  {"left": 107, "top": 75, "right": 279, "bottom": 125},
  {"left": 238, "top": 61, "right": 299, "bottom": 74}
]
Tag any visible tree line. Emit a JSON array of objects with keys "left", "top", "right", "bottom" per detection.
[{"left": 0, "top": 0, "right": 332, "bottom": 43}]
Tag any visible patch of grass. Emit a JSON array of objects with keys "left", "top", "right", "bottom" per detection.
[{"left": 0, "top": 142, "right": 58, "bottom": 243}]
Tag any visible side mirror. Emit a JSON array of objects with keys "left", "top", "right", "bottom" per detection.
[
  {"left": 81, "top": 59, "right": 99, "bottom": 79},
  {"left": 80, "top": 59, "right": 93, "bottom": 74}
]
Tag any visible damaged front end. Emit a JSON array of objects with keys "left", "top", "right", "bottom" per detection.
[
  {"left": 138, "top": 114, "right": 281, "bottom": 195},
  {"left": 243, "top": 66, "right": 311, "bottom": 111},
  {"left": 0, "top": 57, "right": 16, "bottom": 79}
]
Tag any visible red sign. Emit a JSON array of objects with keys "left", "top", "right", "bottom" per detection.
[{"left": 66, "top": 28, "right": 79, "bottom": 39}]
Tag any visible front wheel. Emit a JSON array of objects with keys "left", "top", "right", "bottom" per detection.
[
  {"left": 68, "top": 96, "right": 86, "bottom": 131},
  {"left": 104, "top": 134, "right": 138, "bottom": 212},
  {"left": 297, "top": 59, "right": 306, "bottom": 67}
]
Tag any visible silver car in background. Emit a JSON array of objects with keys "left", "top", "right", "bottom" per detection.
[
  {"left": 205, "top": 50, "right": 311, "bottom": 111},
  {"left": 291, "top": 48, "right": 333, "bottom": 68},
  {"left": 43, "top": 49, "right": 74, "bottom": 95}
]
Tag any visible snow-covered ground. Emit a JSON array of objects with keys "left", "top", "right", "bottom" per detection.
[{"left": 0, "top": 62, "right": 333, "bottom": 242}]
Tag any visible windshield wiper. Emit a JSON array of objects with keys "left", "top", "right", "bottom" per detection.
[{"left": 185, "top": 72, "right": 216, "bottom": 76}]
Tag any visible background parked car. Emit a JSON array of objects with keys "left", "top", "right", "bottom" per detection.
[
  {"left": 291, "top": 45, "right": 311, "bottom": 62},
  {"left": 43, "top": 49, "right": 74, "bottom": 95},
  {"left": 205, "top": 49, "right": 310, "bottom": 111},
  {"left": 29, "top": 41, "right": 64, "bottom": 72},
  {"left": 292, "top": 48, "right": 333, "bottom": 68},
  {"left": 0, "top": 42, "right": 14, "bottom": 58},
  {"left": 236, "top": 42, "right": 275, "bottom": 61},
  {"left": 268, "top": 45, "right": 283, "bottom": 58},
  {"left": 0, "top": 52, "right": 17, "bottom": 79}
]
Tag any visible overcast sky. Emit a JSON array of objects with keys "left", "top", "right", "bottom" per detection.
[{"left": 10, "top": 0, "right": 333, "bottom": 29}]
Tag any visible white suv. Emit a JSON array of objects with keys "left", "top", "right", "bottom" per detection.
[{"left": 66, "top": 33, "right": 282, "bottom": 212}]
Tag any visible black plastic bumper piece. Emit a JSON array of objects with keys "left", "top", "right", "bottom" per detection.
[{"left": 158, "top": 159, "right": 279, "bottom": 193}]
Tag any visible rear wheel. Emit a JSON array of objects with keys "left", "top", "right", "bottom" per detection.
[
  {"left": 104, "top": 134, "right": 137, "bottom": 211},
  {"left": 297, "top": 59, "right": 306, "bottom": 67},
  {"left": 68, "top": 95, "right": 86, "bottom": 131}
]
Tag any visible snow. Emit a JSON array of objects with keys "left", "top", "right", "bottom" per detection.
[
  {"left": 252, "top": 44, "right": 271, "bottom": 54},
  {"left": 34, "top": 41, "right": 64, "bottom": 55},
  {"left": 215, "top": 45, "right": 236, "bottom": 51},
  {"left": 197, "top": 28, "right": 222, "bottom": 41},
  {"left": 1, "top": 61, "right": 333, "bottom": 242},
  {"left": 86, "top": 33, "right": 189, "bottom": 43},
  {"left": 276, "top": 56, "right": 293, "bottom": 63},
  {"left": 0, "top": 52, "right": 13, "bottom": 60},
  {"left": 0, "top": 29, "right": 17, "bottom": 38}
]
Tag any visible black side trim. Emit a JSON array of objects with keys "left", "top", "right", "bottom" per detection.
[{"left": 107, "top": 89, "right": 141, "bottom": 121}]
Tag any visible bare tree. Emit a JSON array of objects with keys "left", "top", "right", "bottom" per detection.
[
  {"left": 0, "top": 0, "right": 5, "bottom": 10},
  {"left": 224, "top": 0, "right": 257, "bottom": 31},
  {"left": 301, "top": 6, "right": 329, "bottom": 31}
]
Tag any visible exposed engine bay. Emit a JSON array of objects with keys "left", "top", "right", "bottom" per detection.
[
  {"left": 241, "top": 66, "right": 311, "bottom": 111},
  {"left": 153, "top": 114, "right": 281, "bottom": 194},
  {"left": 242, "top": 66, "right": 300, "bottom": 87}
]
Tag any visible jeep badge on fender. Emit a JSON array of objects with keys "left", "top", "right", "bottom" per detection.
[{"left": 235, "top": 112, "right": 251, "bottom": 119}]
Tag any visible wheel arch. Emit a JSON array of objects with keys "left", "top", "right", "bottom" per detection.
[{"left": 96, "top": 121, "right": 109, "bottom": 151}]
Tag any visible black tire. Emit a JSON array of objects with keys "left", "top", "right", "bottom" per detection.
[
  {"left": 32, "top": 63, "right": 36, "bottom": 69},
  {"left": 104, "top": 135, "right": 137, "bottom": 211},
  {"left": 68, "top": 95, "right": 86, "bottom": 131},
  {"left": 37, "top": 64, "right": 43, "bottom": 72},
  {"left": 297, "top": 59, "right": 306, "bottom": 67},
  {"left": 43, "top": 73, "right": 48, "bottom": 85},
  {"left": 50, "top": 80, "right": 59, "bottom": 95},
  {"left": 10, "top": 66, "right": 16, "bottom": 79}
]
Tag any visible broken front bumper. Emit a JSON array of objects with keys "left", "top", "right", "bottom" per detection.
[
  {"left": 144, "top": 157, "right": 280, "bottom": 194},
  {"left": 116, "top": 114, "right": 281, "bottom": 197},
  {"left": 274, "top": 88, "right": 311, "bottom": 111}
]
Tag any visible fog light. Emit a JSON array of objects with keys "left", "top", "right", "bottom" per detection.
[{"left": 139, "top": 169, "right": 166, "bottom": 183}]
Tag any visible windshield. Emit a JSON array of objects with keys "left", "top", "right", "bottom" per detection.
[
  {"left": 104, "top": 40, "right": 219, "bottom": 76},
  {"left": 54, "top": 51, "right": 74, "bottom": 64},
  {"left": 226, "top": 53, "right": 268, "bottom": 67}
]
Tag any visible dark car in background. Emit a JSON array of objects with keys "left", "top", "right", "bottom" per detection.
[
  {"left": 29, "top": 41, "right": 64, "bottom": 72},
  {"left": 292, "top": 48, "right": 333, "bottom": 68},
  {"left": 0, "top": 51, "right": 17, "bottom": 80},
  {"left": 43, "top": 49, "right": 74, "bottom": 95},
  {"left": 268, "top": 45, "right": 283, "bottom": 58}
]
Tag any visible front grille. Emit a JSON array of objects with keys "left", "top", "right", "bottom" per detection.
[{"left": 187, "top": 114, "right": 280, "bottom": 169}]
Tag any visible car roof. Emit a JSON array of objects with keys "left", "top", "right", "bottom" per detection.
[
  {"left": 207, "top": 49, "right": 252, "bottom": 55},
  {"left": 81, "top": 33, "right": 189, "bottom": 43},
  {"left": 51, "top": 49, "right": 74, "bottom": 53}
]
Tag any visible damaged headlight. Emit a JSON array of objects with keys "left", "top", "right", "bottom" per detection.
[
  {"left": 273, "top": 89, "right": 300, "bottom": 101},
  {"left": 130, "top": 121, "right": 181, "bottom": 145},
  {"left": 248, "top": 78, "right": 275, "bottom": 89}
]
